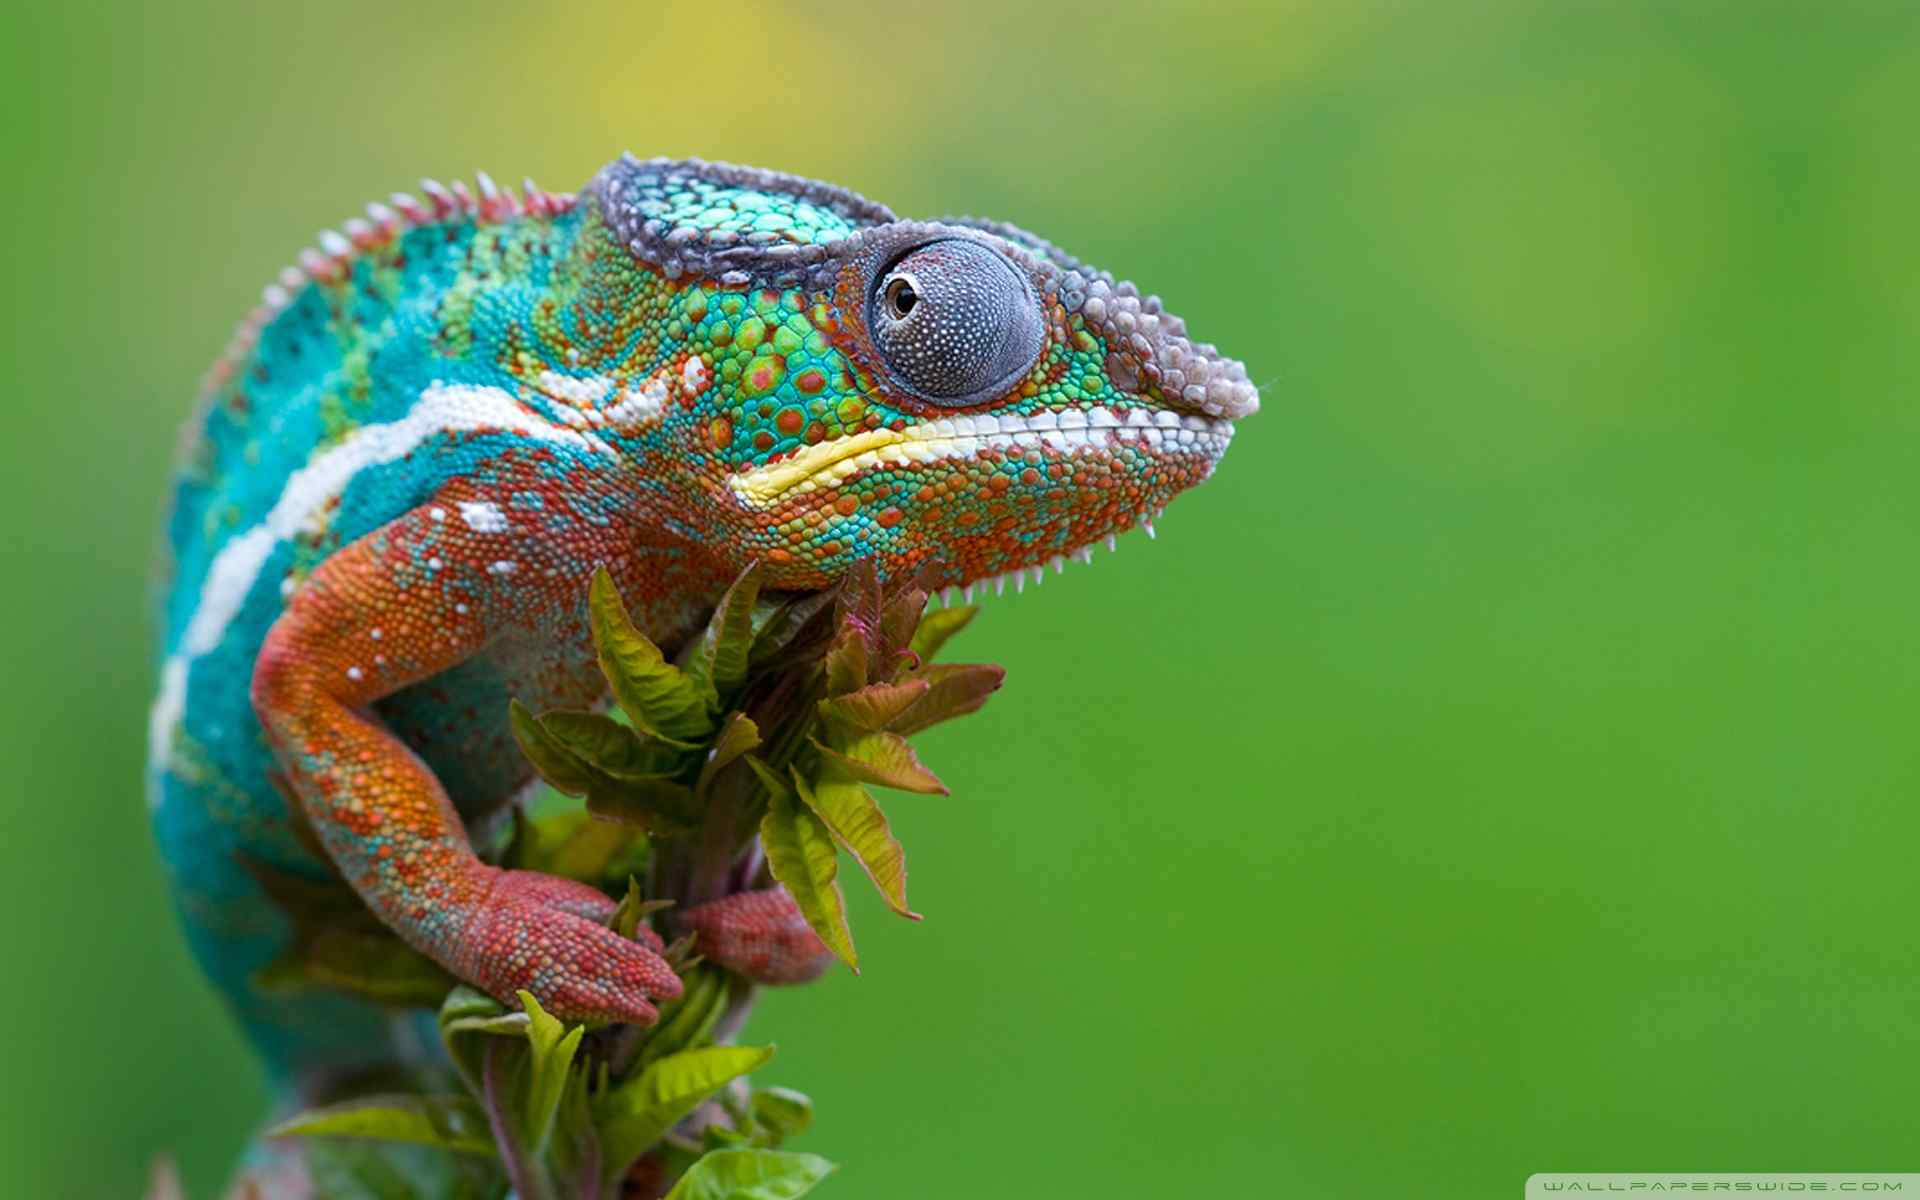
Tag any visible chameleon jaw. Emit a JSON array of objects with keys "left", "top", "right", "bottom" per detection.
[{"left": 724, "top": 407, "right": 1235, "bottom": 511}]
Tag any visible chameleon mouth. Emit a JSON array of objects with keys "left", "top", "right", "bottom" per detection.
[{"left": 725, "top": 407, "right": 1235, "bottom": 510}]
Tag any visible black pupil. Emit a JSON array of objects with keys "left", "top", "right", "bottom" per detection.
[{"left": 887, "top": 277, "right": 918, "bottom": 318}]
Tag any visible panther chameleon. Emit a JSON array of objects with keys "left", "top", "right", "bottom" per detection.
[{"left": 147, "top": 155, "right": 1260, "bottom": 1141}]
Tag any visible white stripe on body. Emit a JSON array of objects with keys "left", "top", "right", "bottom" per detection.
[{"left": 147, "top": 383, "right": 612, "bottom": 789}]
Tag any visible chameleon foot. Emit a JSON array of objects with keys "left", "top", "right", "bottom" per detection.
[
  {"left": 453, "top": 867, "right": 682, "bottom": 1023},
  {"left": 681, "top": 888, "right": 834, "bottom": 985}
]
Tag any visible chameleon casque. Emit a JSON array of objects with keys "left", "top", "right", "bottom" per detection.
[{"left": 148, "top": 155, "right": 1258, "bottom": 1162}]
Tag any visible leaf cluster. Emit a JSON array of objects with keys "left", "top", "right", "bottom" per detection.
[
  {"left": 265, "top": 561, "right": 1005, "bottom": 1198},
  {"left": 754, "top": 563, "right": 1002, "bottom": 969},
  {"left": 271, "top": 986, "right": 831, "bottom": 1200},
  {"left": 513, "top": 561, "right": 1003, "bottom": 970}
]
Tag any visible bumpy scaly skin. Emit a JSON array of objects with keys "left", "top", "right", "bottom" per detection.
[
  {"left": 681, "top": 889, "right": 835, "bottom": 985},
  {"left": 149, "top": 157, "right": 1257, "bottom": 1090}
]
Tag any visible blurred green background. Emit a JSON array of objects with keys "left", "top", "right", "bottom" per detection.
[{"left": 7, "top": 1, "right": 1920, "bottom": 1195}]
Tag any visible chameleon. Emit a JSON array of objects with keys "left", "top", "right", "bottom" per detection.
[{"left": 148, "top": 154, "right": 1258, "bottom": 1180}]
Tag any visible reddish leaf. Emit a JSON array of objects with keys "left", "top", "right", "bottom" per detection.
[
  {"left": 892, "top": 663, "right": 1005, "bottom": 735},
  {"left": 812, "top": 732, "right": 948, "bottom": 796},
  {"left": 823, "top": 626, "right": 868, "bottom": 697},
  {"left": 816, "top": 680, "right": 931, "bottom": 733},
  {"left": 748, "top": 590, "right": 836, "bottom": 668},
  {"left": 832, "top": 559, "right": 883, "bottom": 644},
  {"left": 877, "top": 585, "right": 927, "bottom": 671}
]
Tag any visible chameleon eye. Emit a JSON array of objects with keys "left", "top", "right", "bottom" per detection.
[
  {"left": 867, "top": 238, "right": 1045, "bottom": 407},
  {"left": 883, "top": 274, "right": 920, "bottom": 319}
]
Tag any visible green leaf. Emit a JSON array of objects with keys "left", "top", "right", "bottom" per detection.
[
  {"left": 759, "top": 773, "right": 857, "bottom": 970},
  {"left": 688, "top": 563, "right": 765, "bottom": 707},
  {"left": 663, "top": 1149, "right": 836, "bottom": 1200},
  {"left": 892, "top": 663, "right": 1005, "bottom": 735},
  {"left": 303, "top": 1134, "right": 507, "bottom": 1200},
  {"left": 636, "top": 964, "right": 730, "bottom": 1073},
  {"left": 440, "top": 984, "right": 514, "bottom": 1028},
  {"left": 792, "top": 773, "right": 918, "bottom": 920},
  {"left": 610, "top": 876, "right": 674, "bottom": 941},
  {"left": 697, "top": 712, "right": 762, "bottom": 800},
  {"left": 505, "top": 807, "right": 647, "bottom": 883},
  {"left": 442, "top": 1006, "right": 530, "bottom": 1039},
  {"left": 549, "top": 1053, "right": 603, "bottom": 1192},
  {"left": 539, "top": 709, "right": 683, "bottom": 779},
  {"left": 823, "top": 626, "right": 868, "bottom": 697},
  {"left": 748, "top": 1088, "right": 815, "bottom": 1147},
  {"left": 813, "top": 732, "right": 947, "bottom": 796},
  {"left": 517, "top": 991, "right": 585, "bottom": 1156},
  {"left": 815, "top": 680, "right": 929, "bottom": 733},
  {"left": 240, "top": 853, "right": 379, "bottom": 928},
  {"left": 742, "top": 753, "right": 790, "bottom": 800},
  {"left": 509, "top": 698, "right": 602, "bottom": 796},
  {"left": 586, "top": 774, "right": 700, "bottom": 835},
  {"left": 255, "top": 925, "right": 457, "bottom": 1008},
  {"left": 438, "top": 987, "right": 529, "bottom": 1095},
  {"left": 267, "top": 1094, "right": 497, "bottom": 1157},
  {"left": 514, "top": 700, "right": 696, "bottom": 834},
  {"left": 908, "top": 604, "right": 977, "bottom": 664},
  {"left": 596, "top": 1044, "right": 776, "bottom": 1187},
  {"left": 478, "top": 1038, "right": 552, "bottom": 1199},
  {"left": 703, "top": 1124, "right": 752, "bottom": 1150},
  {"left": 591, "top": 568, "right": 712, "bottom": 743},
  {"left": 243, "top": 855, "right": 458, "bottom": 1008}
]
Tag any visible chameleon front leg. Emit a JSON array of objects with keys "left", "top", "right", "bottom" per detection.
[{"left": 251, "top": 487, "right": 682, "bottom": 1024}]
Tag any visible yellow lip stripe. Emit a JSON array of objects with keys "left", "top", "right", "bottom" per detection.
[{"left": 727, "top": 427, "right": 909, "bottom": 508}]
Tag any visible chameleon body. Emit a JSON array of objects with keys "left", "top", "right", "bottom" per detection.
[{"left": 148, "top": 157, "right": 1258, "bottom": 1120}]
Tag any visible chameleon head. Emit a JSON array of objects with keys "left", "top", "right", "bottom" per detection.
[{"left": 593, "top": 157, "right": 1259, "bottom": 592}]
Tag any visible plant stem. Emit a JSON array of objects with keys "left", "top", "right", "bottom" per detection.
[
  {"left": 484, "top": 1039, "right": 555, "bottom": 1200},
  {"left": 683, "top": 783, "right": 745, "bottom": 908},
  {"left": 574, "top": 1131, "right": 603, "bottom": 1200},
  {"left": 676, "top": 667, "right": 823, "bottom": 910},
  {"left": 710, "top": 974, "right": 758, "bottom": 1046}
]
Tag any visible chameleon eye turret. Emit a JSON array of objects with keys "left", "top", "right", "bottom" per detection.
[{"left": 865, "top": 237, "right": 1046, "bottom": 406}]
